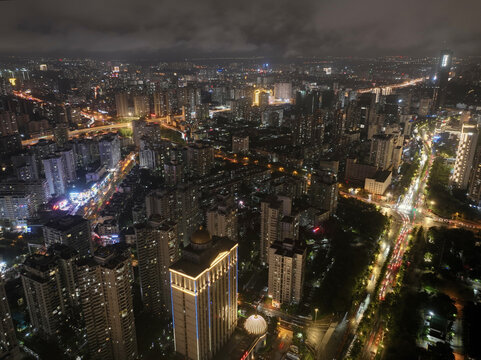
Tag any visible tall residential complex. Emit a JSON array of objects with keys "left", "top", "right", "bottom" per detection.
[
  {"left": 369, "top": 134, "right": 394, "bottom": 170},
  {"left": 43, "top": 215, "right": 92, "bottom": 257},
  {"left": 77, "top": 246, "right": 138, "bottom": 360},
  {"left": 99, "top": 134, "right": 121, "bottom": 170},
  {"left": 42, "top": 154, "right": 68, "bottom": 196},
  {"left": 206, "top": 197, "right": 238, "bottom": 241},
  {"left": 0, "top": 276, "right": 17, "bottom": 356},
  {"left": 21, "top": 254, "right": 65, "bottom": 336},
  {"left": 452, "top": 122, "right": 478, "bottom": 189},
  {"left": 260, "top": 195, "right": 295, "bottom": 264},
  {"left": 268, "top": 238, "right": 306, "bottom": 307},
  {"left": 134, "top": 216, "right": 180, "bottom": 316},
  {"left": 169, "top": 229, "right": 238, "bottom": 360}
]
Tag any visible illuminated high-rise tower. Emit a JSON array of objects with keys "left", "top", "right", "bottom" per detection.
[
  {"left": 434, "top": 49, "right": 453, "bottom": 109},
  {"left": 169, "top": 229, "right": 238, "bottom": 360},
  {"left": 452, "top": 122, "right": 478, "bottom": 189}
]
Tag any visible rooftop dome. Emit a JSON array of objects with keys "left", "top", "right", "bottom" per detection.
[
  {"left": 191, "top": 228, "right": 212, "bottom": 245},
  {"left": 244, "top": 315, "right": 267, "bottom": 336}
]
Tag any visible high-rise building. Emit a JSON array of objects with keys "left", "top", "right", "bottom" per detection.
[
  {"left": 0, "top": 111, "right": 18, "bottom": 136},
  {"left": 260, "top": 195, "right": 292, "bottom": 264},
  {"left": 468, "top": 145, "right": 481, "bottom": 205},
  {"left": 145, "top": 183, "right": 200, "bottom": 245},
  {"left": 77, "top": 245, "right": 138, "bottom": 360},
  {"left": 115, "top": 93, "right": 130, "bottom": 118},
  {"left": 434, "top": 49, "right": 453, "bottom": 109},
  {"left": 12, "top": 152, "right": 39, "bottom": 181},
  {"left": 369, "top": 134, "right": 394, "bottom": 170},
  {"left": 21, "top": 254, "right": 64, "bottom": 336},
  {"left": 274, "top": 83, "right": 292, "bottom": 101},
  {"left": 53, "top": 123, "right": 69, "bottom": 147},
  {"left": 232, "top": 135, "right": 249, "bottom": 154},
  {"left": 99, "top": 134, "right": 121, "bottom": 170},
  {"left": 207, "top": 198, "right": 238, "bottom": 241},
  {"left": 169, "top": 229, "right": 238, "bottom": 360},
  {"left": 164, "top": 161, "right": 183, "bottom": 186},
  {"left": 0, "top": 276, "right": 18, "bottom": 356},
  {"left": 0, "top": 192, "right": 34, "bottom": 227},
  {"left": 452, "top": 122, "right": 478, "bottom": 189},
  {"left": 42, "top": 154, "right": 68, "bottom": 196},
  {"left": 184, "top": 143, "right": 214, "bottom": 177},
  {"left": 133, "top": 95, "right": 149, "bottom": 117},
  {"left": 308, "top": 172, "right": 339, "bottom": 215},
  {"left": 134, "top": 217, "right": 180, "bottom": 316},
  {"left": 57, "top": 147, "right": 77, "bottom": 182},
  {"left": 268, "top": 238, "right": 306, "bottom": 308},
  {"left": 43, "top": 215, "right": 92, "bottom": 257}
]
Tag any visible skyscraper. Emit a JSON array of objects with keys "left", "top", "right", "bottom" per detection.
[
  {"left": 169, "top": 229, "right": 238, "bottom": 360},
  {"left": 134, "top": 217, "right": 180, "bottom": 316},
  {"left": 434, "top": 49, "right": 453, "bottom": 109},
  {"left": 452, "top": 122, "right": 478, "bottom": 189},
  {"left": 77, "top": 245, "right": 138, "bottom": 360},
  {"left": 268, "top": 238, "right": 306, "bottom": 308}
]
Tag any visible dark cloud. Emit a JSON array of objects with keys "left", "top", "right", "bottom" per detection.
[{"left": 1, "top": 0, "right": 480, "bottom": 57}]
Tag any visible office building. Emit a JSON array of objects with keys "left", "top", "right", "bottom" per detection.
[
  {"left": 43, "top": 215, "right": 92, "bottom": 257},
  {"left": 434, "top": 49, "right": 453, "bottom": 109},
  {"left": 452, "top": 122, "right": 478, "bottom": 189},
  {"left": 169, "top": 229, "right": 238, "bottom": 360},
  {"left": 268, "top": 238, "right": 306, "bottom": 307},
  {"left": 42, "top": 154, "right": 68, "bottom": 196},
  {"left": 77, "top": 246, "right": 138, "bottom": 360},
  {"left": 99, "top": 134, "right": 121, "bottom": 170},
  {"left": 134, "top": 217, "right": 180, "bottom": 316}
]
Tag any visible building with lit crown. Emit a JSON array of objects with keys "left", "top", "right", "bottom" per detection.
[{"left": 169, "top": 229, "right": 238, "bottom": 360}]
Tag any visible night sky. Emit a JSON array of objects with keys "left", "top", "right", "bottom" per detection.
[{"left": 1, "top": 0, "right": 480, "bottom": 57}]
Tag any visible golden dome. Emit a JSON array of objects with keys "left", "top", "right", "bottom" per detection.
[{"left": 191, "top": 228, "right": 211, "bottom": 245}]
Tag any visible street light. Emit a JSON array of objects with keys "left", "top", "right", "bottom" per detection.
[{"left": 314, "top": 308, "right": 318, "bottom": 322}]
